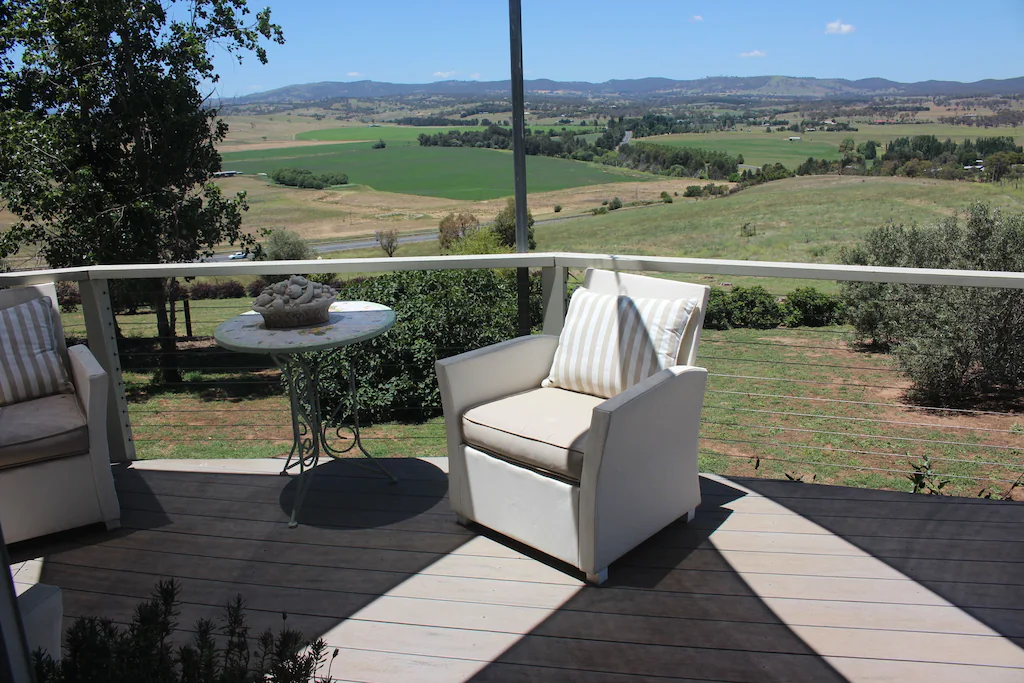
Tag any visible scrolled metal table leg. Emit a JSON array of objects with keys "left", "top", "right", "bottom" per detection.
[{"left": 274, "top": 354, "right": 324, "bottom": 528}]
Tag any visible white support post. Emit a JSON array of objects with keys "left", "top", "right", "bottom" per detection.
[
  {"left": 80, "top": 279, "right": 136, "bottom": 462},
  {"left": 541, "top": 265, "right": 568, "bottom": 336}
]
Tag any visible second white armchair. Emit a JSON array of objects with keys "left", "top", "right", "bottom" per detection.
[{"left": 436, "top": 268, "right": 710, "bottom": 584}]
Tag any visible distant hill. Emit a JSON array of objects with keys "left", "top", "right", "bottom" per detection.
[{"left": 226, "top": 75, "right": 1024, "bottom": 104}]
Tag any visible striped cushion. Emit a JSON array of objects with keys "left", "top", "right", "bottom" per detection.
[
  {"left": 0, "top": 297, "right": 72, "bottom": 406},
  {"left": 543, "top": 288, "right": 697, "bottom": 399}
]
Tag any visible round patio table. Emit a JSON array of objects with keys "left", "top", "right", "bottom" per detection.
[{"left": 214, "top": 301, "right": 397, "bottom": 527}]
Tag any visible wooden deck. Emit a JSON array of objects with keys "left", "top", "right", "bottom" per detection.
[{"left": 9, "top": 457, "right": 1024, "bottom": 682}]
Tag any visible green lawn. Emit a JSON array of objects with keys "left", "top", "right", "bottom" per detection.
[
  {"left": 644, "top": 123, "right": 1024, "bottom": 168},
  {"left": 221, "top": 145, "right": 648, "bottom": 200}
]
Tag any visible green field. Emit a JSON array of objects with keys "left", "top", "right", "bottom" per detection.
[
  {"left": 645, "top": 123, "right": 1024, "bottom": 168},
  {"left": 221, "top": 144, "right": 647, "bottom": 200}
]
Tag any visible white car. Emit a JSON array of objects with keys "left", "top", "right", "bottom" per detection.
[{"left": 228, "top": 251, "right": 248, "bottom": 260}]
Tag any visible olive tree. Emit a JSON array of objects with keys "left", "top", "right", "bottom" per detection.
[{"left": 842, "top": 203, "right": 1024, "bottom": 405}]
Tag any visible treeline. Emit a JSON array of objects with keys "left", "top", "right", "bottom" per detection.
[
  {"left": 616, "top": 142, "right": 738, "bottom": 179},
  {"left": 393, "top": 116, "right": 485, "bottom": 126},
  {"left": 270, "top": 168, "right": 349, "bottom": 189},
  {"left": 938, "top": 111, "right": 1024, "bottom": 128},
  {"left": 417, "top": 124, "right": 611, "bottom": 160}
]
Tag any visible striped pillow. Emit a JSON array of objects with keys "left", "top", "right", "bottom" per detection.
[
  {"left": 543, "top": 288, "right": 697, "bottom": 399},
  {"left": 0, "top": 297, "right": 73, "bottom": 406}
]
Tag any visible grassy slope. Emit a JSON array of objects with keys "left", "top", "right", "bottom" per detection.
[{"left": 221, "top": 145, "right": 647, "bottom": 200}]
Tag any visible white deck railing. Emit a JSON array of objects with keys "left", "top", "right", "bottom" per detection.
[{"left": 3, "top": 252, "right": 1024, "bottom": 481}]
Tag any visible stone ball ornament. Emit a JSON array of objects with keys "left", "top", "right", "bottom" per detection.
[{"left": 252, "top": 275, "right": 338, "bottom": 328}]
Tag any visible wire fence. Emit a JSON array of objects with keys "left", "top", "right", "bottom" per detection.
[{"left": 66, "top": 285, "right": 1024, "bottom": 500}]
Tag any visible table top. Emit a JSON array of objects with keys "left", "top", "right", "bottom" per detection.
[{"left": 214, "top": 301, "right": 395, "bottom": 354}]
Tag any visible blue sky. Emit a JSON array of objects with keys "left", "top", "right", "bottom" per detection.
[{"left": 211, "top": 1, "right": 1024, "bottom": 98}]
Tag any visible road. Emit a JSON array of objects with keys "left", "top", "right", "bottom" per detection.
[{"left": 207, "top": 232, "right": 438, "bottom": 262}]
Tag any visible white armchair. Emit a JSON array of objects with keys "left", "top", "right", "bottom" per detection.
[
  {"left": 0, "top": 283, "right": 120, "bottom": 545},
  {"left": 436, "top": 269, "right": 709, "bottom": 583}
]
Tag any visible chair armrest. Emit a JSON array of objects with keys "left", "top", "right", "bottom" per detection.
[
  {"left": 435, "top": 335, "right": 560, "bottom": 514},
  {"left": 68, "top": 345, "right": 107, "bottom": 422},
  {"left": 435, "top": 335, "right": 560, "bottom": 428},
  {"left": 68, "top": 345, "right": 120, "bottom": 524},
  {"left": 578, "top": 365, "right": 708, "bottom": 574}
]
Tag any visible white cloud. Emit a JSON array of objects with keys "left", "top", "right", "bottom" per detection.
[
  {"left": 690, "top": 14, "right": 703, "bottom": 22},
  {"left": 347, "top": 71, "right": 361, "bottom": 77},
  {"left": 825, "top": 19, "right": 855, "bottom": 34},
  {"left": 433, "top": 70, "right": 457, "bottom": 79},
  {"left": 739, "top": 50, "right": 766, "bottom": 58}
]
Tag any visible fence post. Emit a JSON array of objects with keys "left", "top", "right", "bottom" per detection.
[
  {"left": 541, "top": 265, "right": 568, "bottom": 336},
  {"left": 80, "top": 278, "right": 136, "bottom": 463}
]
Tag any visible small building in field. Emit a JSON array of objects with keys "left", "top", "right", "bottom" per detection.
[{"left": 788, "top": 136, "right": 801, "bottom": 141}]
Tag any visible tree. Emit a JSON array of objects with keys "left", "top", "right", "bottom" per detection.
[
  {"left": 491, "top": 198, "right": 536, "bottom": 250},
  {"left": 986, "top": 152, "right": 1013, "bottom": 182},
  {"left": 264, "top": 229, "right": 312, "bottom": 260},
  {"left": 857, "top": 140, "right": 879, "bottom": 160},
  {"left": 376, "top": 228, "right": 399, "bottom": 257},
  {"left": 438, "top": 212, "right": 479, "bottom": 251},
  {"left": 842, "top": 203, "right": 1024, "bottom": 405},
  {"left": 0, "top": 0, "right": 283, "bottom": 381},
  {"left": 838, "top": 137, "right": 858, "bottom": 174}
]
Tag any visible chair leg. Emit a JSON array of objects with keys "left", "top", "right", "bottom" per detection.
[
  {"left": 455, "top": 514, "right": 470, "bottom": 527},
  {"left": 683, "top": 507, "right": 697, "bottom": 523},
  {"left": 105, "top": 519, "right": 121, "bottom": 531},
  {"left": 585, "top": 568, "right": 608, "bottom": 585}
]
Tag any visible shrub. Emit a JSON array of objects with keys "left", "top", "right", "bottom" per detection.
[
  {"left": 783, "top": 287, "right": 843, "bottom": 327},
  {"left": 591, "top": 206, "right": 608, "bottom": 215},
  {"left": 372, "top": 139, "right": 386, "bottom": 149},
  {"left": 740, "top": 223, "right": 756, "bottom": 237},
  {"left": 56, "top": 281, "right": 81, "bottom": 313},
  {"left": 726, "top": 286, "right": 783, "bottom": 329},
  {"left": 270, "top": 167, "right": 348, "bottom": 190},
  {"left": 601, "top": 199, "right": 608, "bottom": 206},
  {"left": 553, "top": 204, "right": 562, "bottom": 213},
  {"left": 216, "top": 280, "right": 246, "bottom": 299},
  {"left": 438, "top": 212, "right": 479, "bottom": 251},
  {"left": 703, "top": 288, "right": 731, "bottom": 329},
  {"left": 188, "top": 282, "right": 218, "bottom": 300},
  {"left": 246, "top": 276, "right": 271, "bottom": 298},
  {"left": 317, "top": 269, "right": 542, "bottom": 423},
  {"left": 842, "top": 203, "right": 1024, "bottom": 405},
  {"left": 33, "top": 579, "right": 332, "bottom": 683},
  {"left": 660, "top": 191, "right": 673, "bottom": 204},
  {"left": 608, "top": 197, "right": 622, "bottom": 210},
  {"left": 683, "top": 185, "right": 702, "bottom": 197},
  {"left": 264, "top": 229, "right": 313, "bottom": 261}
]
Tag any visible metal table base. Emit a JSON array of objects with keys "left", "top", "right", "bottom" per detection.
[{"left": 274, "top": 352, "right": 397, "bottom": 528}]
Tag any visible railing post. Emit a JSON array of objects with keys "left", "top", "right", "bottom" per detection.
[
  {"left": 80, "top": 278, "right": 136, "bottom": 463},
  {"left": 541, "top": 265, "right": 568, "bottom": 336}
]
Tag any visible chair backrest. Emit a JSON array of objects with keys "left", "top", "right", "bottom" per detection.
[
  {"left": 0, "top": 283, "right": 70, "bottom": 369},
  {"left": 581, "top": 268, "right": 710, "bottom": 366}
]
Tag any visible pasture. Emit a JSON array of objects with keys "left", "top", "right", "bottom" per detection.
[
  {"left": 220, "top": 144, "right": 647, "bottom": 200},
  {"left": 644, "top": 123, "right": 1024, "bottom": 168},
  {"left": 295, "top": 125, "right": 488, "bottom": 145}
]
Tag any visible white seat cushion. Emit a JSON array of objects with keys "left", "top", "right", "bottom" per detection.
[
  {"left": 462, "top": 387, "right": 604, "bottom": 481},
  {"left": 543, "top": 287, "right": 697, "bottom": 399}
]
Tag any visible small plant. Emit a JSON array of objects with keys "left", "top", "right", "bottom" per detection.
[
  {"left": 33, "top": 579, "right": 335, "bottom": 683},
  {"left": 371, "top": 138, "right": 386, "bottom": 149},
  {"left": 601, "top": 199, "right": 608, "bottom": 206},
  {"left": 740, "top": 222, "right": 756, "bottom": 237},
  {"left": 660, "top": 191, "right": 673, "bottom": 204},
  {"left": 591, "top": 206, "right": 608, "bottom": 215},
  {"left": 906, "top": 455, "right": 950, "bottom": 495},
  {"left": 553, "top": 204, "right": 562, "bottom": 213},
  {"left": 608, "top": 197, "right": 622, "bottom": 210},
  {"left": 1011, "top": 422, "right": 1024, "bottom": 435}
]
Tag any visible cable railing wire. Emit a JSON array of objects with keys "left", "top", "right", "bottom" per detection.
[
  {"left": 706, "top": 388, "right": 1022, "bottom": 416},
  {"left": 704, "top": 405, "right": 1022, "bottom": 434}
]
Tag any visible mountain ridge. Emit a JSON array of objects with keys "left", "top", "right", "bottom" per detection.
[{"left": 224, "top": 75, "right": 1024, "bottom": 104}]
